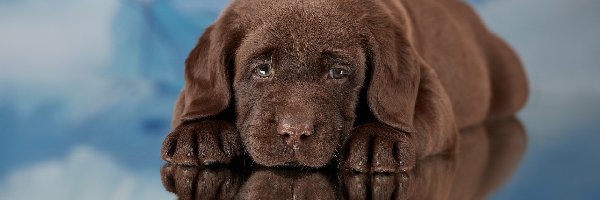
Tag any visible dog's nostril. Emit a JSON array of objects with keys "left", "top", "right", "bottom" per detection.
[
  {"left": 300, "top": 133, "right": 310, "bottom": 141},
  {"left": 280, "top": 132, "right": 291, "bottom": 138},
  {"left": 279, "top": 129, "right": 311, "bottom": 146},
  {"left": 277, "top": 117, "right": 314, "bottom": 146}
]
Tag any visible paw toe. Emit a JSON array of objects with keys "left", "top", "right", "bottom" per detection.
[
  {"left": 372, "top": 138, "right": 398, "bottom": 172},
  {"left": 344, "top": 135, "right": 370, "bottom": 172},
  {"left": 172, "top": 130, "right": 200, "bottom": 165},
  {"left": 395, "top": 141, "right": 416, "bottom": 172}
]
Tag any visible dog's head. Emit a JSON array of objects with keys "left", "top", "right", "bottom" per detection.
[{"left": 179, "top": 0, "right": 421, "bottom": 167}]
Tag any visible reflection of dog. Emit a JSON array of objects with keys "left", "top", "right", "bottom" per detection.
[
  {"left": 160, "top": 118, "right": 527, "bottom": 199},
  {"left": 161, "top": 0, "right": 528, "bottom": 172}
]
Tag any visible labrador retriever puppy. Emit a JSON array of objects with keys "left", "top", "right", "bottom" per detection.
[{"left": 161, "top": 0, "right": 528, "bottom": 172}]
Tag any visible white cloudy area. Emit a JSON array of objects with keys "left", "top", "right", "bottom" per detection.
[
  {"left": 0, "top": 0, "right": 217, "bottom": 179},
  {"left": 0, "top": 146, "right": 173, "bottom": 200},
  {"left": 473, "top": 0, "right": 600, "bottom": 137},
  {"left": 0, "top": 1, "right": 170, "bottom": 197},
  {"left": 0, "top": 0, "right": 154, "bottom": 123}
]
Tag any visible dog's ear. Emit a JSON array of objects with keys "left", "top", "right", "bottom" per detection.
[
  {"left": 363, "top": 19, "right": 421, "bottom": 133},
  {"left": 179, "top": 12, "right": 243, "bottom": 122}
]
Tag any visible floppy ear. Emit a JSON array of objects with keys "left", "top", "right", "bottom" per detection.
[
  {"left": 179, "top": 14, "right": 243, "bottom": 123},
  {"left": 364, "top": 23, "right": 421, "bottom": 133}
]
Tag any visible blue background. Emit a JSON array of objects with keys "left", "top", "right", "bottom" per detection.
[{"left": 1, "top": 0, "right": 599, "bottom": 199}]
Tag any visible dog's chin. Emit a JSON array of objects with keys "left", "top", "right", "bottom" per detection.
[
  {"left": 250, "top": 150, "right": 334, "bottom": 168},
  {"left": 243, "top": 135, "right": 338, "bottom": 168}
]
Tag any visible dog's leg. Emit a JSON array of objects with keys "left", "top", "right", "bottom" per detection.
[
  {"left": 411, "top": 62, "right": 459, "bottom": 160},
  {"left": 343, "top": 62, "right": 459, "bottom": 173}
]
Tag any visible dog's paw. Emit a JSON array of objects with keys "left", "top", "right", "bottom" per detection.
[
  {"left": 342, "top": 123, "right": 416, "bottom": 173},
  {"left": 161, "top": 120, "right": 242, "bottom": 165}
]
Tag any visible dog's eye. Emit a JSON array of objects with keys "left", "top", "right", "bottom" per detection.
[
  {"left": 328, "top": 68, "right": 349, "bottom": 79},
  {"left": 255, "top": 64, "right": 272, "bottom": 78}
]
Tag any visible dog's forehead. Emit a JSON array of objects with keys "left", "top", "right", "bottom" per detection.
[
  {"left": 235, "top": 1, "right": 365, "bottom": 65},
  {"left": 251, "top": 23, "right": 361, "bottom": 57}
]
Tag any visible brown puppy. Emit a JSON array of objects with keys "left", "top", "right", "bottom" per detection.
[{"left": 161, "top": 0, "right": 528, "bottom": 172}]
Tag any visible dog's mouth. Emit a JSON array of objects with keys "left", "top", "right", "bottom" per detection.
[{"left": 242, "top": 129, "right": 340, "bottom": 168}]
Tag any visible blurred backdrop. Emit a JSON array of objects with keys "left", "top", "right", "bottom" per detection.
[{"left": 0, "top": 0, "right": 599, "bottom": 199}]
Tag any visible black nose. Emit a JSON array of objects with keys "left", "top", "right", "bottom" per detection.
[{"left": 277, "top": 117, "right": 313, "bottom": 147}]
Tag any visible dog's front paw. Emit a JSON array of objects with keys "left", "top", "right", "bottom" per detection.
[
  {"left": 342, "top": 123, "right": 416, "bottom": 173},
  {"left": 161, "top": 120, "right": 241, "bottom": 165}
]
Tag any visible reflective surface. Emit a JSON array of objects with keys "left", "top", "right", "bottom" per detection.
[{"left": 160, "top": 118, "right": 526, "bottom": 200}]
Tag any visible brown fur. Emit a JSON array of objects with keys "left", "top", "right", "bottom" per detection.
[
  {"left": 161, "top": 0, "right": 528, "bottom": 172},
  {"left": 160, "top": 117, "right": 527, "bottom": 199}
]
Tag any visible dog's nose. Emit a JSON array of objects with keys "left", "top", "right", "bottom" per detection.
[{"left": 277, "top": 117, "right": 313, "bottom": 147}]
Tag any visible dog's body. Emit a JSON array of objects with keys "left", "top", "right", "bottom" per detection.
[
  {"left": 402, "top": 0, "right": 528, "bottom": 127},
  {"left": 162, "top": 0, "right": 528, "bottom": 172}
]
